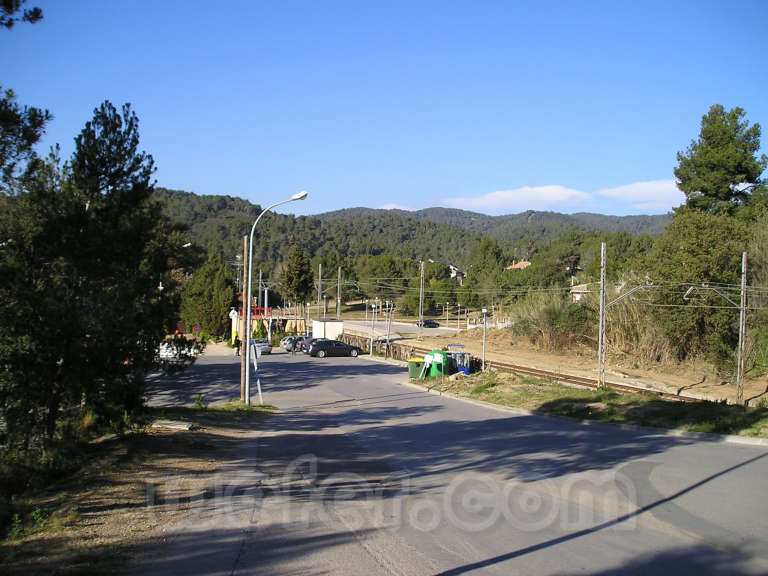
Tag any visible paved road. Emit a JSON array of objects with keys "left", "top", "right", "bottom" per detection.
[
  {"left": 138, "top": 347, "right": 768, "bottom": 575},
  {"left": 344, "top": 319, "right": 460, "bottom": 338}
]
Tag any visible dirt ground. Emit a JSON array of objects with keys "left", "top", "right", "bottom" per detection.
[
  {"left": 404, "top": 328, "right": 768, "bottom": 405},
  {"left": 0, "top": 412, "right": 260, "bottom": 575}
]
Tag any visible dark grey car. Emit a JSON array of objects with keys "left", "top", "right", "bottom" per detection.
[{"left": 308, "top": 340, "right": 361, "bottom": 358}]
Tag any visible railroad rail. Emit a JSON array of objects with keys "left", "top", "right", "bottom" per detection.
[{"left": 406, "top": 344, "right": 701, "bottom": 403}]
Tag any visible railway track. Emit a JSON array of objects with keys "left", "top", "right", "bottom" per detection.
[{"left": 407, "top": 344, "right": 701, "bottom": 403}]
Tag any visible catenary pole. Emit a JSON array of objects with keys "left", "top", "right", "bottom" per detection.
[
  {"left": 418, "top": 260, "right": 425, "bottom": 339},
  {"left": 737, "top": 252, "right": 747, "bottom": 404},
  {"left": 337, "top": 266, "right": 342, "bottom": 320},
  {"left": 597, "top": 242, "right": 607, "bottom": 387}
]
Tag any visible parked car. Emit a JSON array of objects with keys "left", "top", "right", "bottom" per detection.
[
  {"left": 301, "top": 337, "right": 328, "bottom": 353},
  {"left": 309, "top": 339, "right": 361, "bottom": 358},
  {"left": 251, "top": 338, "right": 272, "bottom": 355},
  {"left": 280, "top": 336, "right": 301, "bottom": 351},
  {"left": 416, "top": 319, "right": 440, "bottom": 328}
]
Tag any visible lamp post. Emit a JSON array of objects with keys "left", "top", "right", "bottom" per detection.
[
  {"left": 481, "top": 308, "right": 488, "bottom": 371},
  {"left": 245, "top": 191, "right": 308, "bottom": 405},
  {"left": 370, "top": 303, "right": 377, "bottom": 356}
]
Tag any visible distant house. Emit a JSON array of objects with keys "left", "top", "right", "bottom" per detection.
[
  {"left": 570, "top": 283, "right": 591, "bottom": 303},
  {"left": 427, "top": 259, "right": 465, "bottom": 285},
  {"left": 448, "top": 264, "right": 465, "bottom": 284},
  {"left": 505, "top": 260, "right": 531, "bottom": 271}
]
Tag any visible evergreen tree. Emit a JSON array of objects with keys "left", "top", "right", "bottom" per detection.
[
  {"left": 0, "top": 86, "right": 51, "bottom": 193},
  {"left": 0, "top": 0, "right": 42, "bottom": 29},
  {"left": 675, "top": 105, "right": 767, "bottom": 216},
  {"left": 0, "top": 99, "right": 175, "bottom": 448},
  {"left": 180, "top": 252, "right": 234, "bottom": 338},
  {"left": 281, "top": 244, "right": 314, "bottom": 305},
  {"left": 647, "top": 211, "right": 749, "bottom": 364}
]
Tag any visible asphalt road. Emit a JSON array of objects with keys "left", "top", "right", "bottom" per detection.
[
  {"left": 343, "top": 319, "right": 461, "bottom": 338},
  {"left": 138, "top": 347, "right": 768, "bottom": 575}
]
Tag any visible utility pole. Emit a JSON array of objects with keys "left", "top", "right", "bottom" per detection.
[
  {"left": 337, "top": 266, "right": 342, "bottom": 320},
  {"left": 457, "top": 303, "right": 461, "bottom": 331},
  {"left": 258, "top": 269, "right": 263, "bottom": 309},
  {"left": 597, "top": 242, "right": 607, "bottom": 387},
  {"left": 318, "top": 263, "right": 322, "bottom": 306},
  {"left": 265, "top": 286, "right": 270, "bottom": 341},
  {"left": 418, "top": 260, "right": 425, "bottom": 339},
  {"left": 446, "top": 302, "right": 449, "bottom": 325},
  {"left": 737, "top": 252, "right": 747, "bottom": 404},
  {"left": 240, "top": 236, "right": 248, "bottom": 402},
  {"left": 386, "top": 301, "right": 394, "bottom": 357},
  {"left": 482, "top": 308, "right": 488, "bottom": 371}
]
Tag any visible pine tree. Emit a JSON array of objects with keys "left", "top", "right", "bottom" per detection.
[
  {"left": 180, "top": 252, "right": 235, "bottom": 338},
  {"left": 675, "top": 105, "right": 767, "bottom": 217},
  {"left": 281, "top": 245, "right": 314, "bottom": 304}
]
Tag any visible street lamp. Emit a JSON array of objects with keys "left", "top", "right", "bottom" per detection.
[
  {"left": 481, "top": 308, "right": 488, "bottom": 371},
  {"left": 245, "top": 190, "right": 308, "bottom": 405},
  {"left": 370, "top": 303, "right": 377, "bottom": 356}
]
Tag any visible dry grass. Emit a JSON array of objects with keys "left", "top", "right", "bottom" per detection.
[
  {"left": 0, "top": 403, "right": 273, "bottom": 575},
  {"left": 423, "top": 370, "right": 768, "bottom": 438}
]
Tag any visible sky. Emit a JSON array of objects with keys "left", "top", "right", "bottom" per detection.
[{"left": 2, "top": 0, "right": 767, "bottom": 217}]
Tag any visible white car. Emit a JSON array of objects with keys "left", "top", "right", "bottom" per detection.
[{"left": 251, "top": 338, "right": 272, "bottom": 355}]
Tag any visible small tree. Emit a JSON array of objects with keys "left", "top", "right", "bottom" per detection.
[
  {"left": 180, "top": 252, "right": 235, "bottom": 338},
  {"left": 675, "top": 104, "right": 767, "bottom": 216},
  {"left": 647, "top": 210, "right": 749, "bottom": 365},
  {"left": 281, "top": 244, "right": 314, "bottom": 305}
]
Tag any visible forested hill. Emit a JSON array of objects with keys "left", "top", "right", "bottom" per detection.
[
  {"left": 317, "top": 207, "right": 670, "bottom": 245},
  {"left": 154, "top": 188, "right": 670, "bottom": 271},
  {"left": 153, "top": 188, "right": 483, "bottom": 272}
]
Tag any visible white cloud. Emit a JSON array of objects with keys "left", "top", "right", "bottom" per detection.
[
  {"left": 440, "top": 180, "right": 684, "bottom": 215},
  {"left": 597, "top": 180, "right": 683, "bottom": 212},
  {"left": 442, "top": 185, "right": 593, "bottom": 213},
  {"left": 379, "top": 203, "right": 414, "bottom": 211}
]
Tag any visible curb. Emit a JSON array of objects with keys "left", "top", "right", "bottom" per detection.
[{"left": 399, "top": 378, "right": 768, "bottom": 448}]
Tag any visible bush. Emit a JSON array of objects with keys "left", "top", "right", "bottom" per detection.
[{"left": 508, "top": 292, "right": 595, "bottom": 351}]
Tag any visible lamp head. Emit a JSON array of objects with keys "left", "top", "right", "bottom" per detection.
[{"left": 291, "top": 190, "right": 309, "bottom": 201}]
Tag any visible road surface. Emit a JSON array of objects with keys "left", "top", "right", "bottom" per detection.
[
  {"left": 138, "top": 346, "right": 768, "bottom": 575},
  {"left": 343, "top": 318, "right": 460, "bottom": 338}
]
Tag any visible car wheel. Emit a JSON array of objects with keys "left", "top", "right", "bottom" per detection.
[
  {"left": 350, "top": 349, "right": 358, "bottom": 357},
  {"left": 317, "top": 350, "right": 326, "bottom": 358}
]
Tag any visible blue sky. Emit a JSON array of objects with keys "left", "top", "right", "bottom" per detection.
[{"left": 3, "top": 1, "right": 767, "bottom": 216}]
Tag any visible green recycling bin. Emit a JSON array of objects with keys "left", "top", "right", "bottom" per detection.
[
  {"left": 429, "top": 350, "right": 449, "bottom": 377},
  {"left": 408, "top": 358, "right": 425, "bottom": 379}
]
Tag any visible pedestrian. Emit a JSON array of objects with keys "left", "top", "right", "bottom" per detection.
[
  {"left": 234, "top": 336, "right": 241, "bottom": 356},
  {"left": 290, "top": 337, "right": 296, "bottom": 356}
]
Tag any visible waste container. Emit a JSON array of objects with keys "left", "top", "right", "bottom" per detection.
[
  {"left": 408, "top": 358, "right": 425, "bottom": 379},
  {"left": 428, "top": 350, "right": 449, "bottom": 377},
  {"left": 449, "top": 351, "right": 471, "bottom": 375}
]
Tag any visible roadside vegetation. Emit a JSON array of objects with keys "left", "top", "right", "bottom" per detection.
[
  {"left": 425, "top": 371, "right": 768, "bottom": 438},
  {"left": 0, "top": 401, "right": 273, "bottom": 574}
]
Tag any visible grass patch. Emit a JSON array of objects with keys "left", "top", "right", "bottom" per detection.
[
  {"left": 143, "top": 400, "right": 276, "bottom": 428},
  {"left": 434, "top": 371, "right": 768, "bottom": 437}
]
